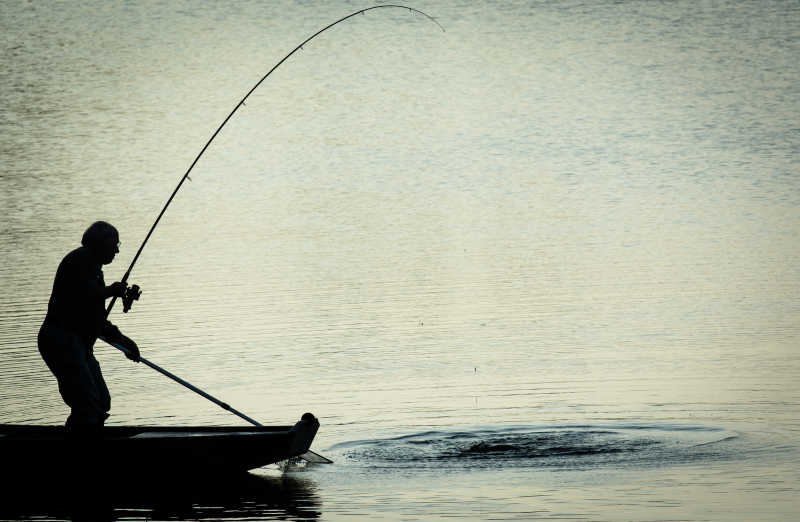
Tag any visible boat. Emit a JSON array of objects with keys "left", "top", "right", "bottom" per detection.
[{"left": 0, "top": 412, "right": 321, "bottom": 481}]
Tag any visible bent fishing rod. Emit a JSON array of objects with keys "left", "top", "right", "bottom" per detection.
[
  {"left": 99, "top": 6, "right": 441, "bottom": 452},
  {"left": 106, "top": 5, "right": 443, "bottom": 317}
]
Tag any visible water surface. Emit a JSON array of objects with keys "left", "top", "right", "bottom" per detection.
[{"left": 1, "top": 0, "right": 799, "bottom": 520}]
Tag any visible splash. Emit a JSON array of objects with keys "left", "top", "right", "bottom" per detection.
[{"left": 330, "top": 424, "right": 741, "bottom": 470}]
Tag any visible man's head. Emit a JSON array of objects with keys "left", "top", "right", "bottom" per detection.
[{"left": 82, "top": 221, "right": 119, "bottom": 265}]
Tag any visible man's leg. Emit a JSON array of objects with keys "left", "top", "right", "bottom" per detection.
[{"left": 39, "top": 325, "right": 110, "bottom": 431}]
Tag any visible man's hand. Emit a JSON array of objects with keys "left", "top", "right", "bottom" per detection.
[
  {"left": 119, "top": 335, "right": 140, "bottom": 363},
  {"left": 107, "top": 281, "right": 127, "bottom": 298}
]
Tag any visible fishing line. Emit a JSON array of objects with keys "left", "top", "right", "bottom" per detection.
[{"left": 107, "top": 5, "right": 443, "bottom": 316}]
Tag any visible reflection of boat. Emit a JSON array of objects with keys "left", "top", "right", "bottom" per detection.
[
  {"left": 2, "top": 461, "right": 322, "bottom": 521},
  {"left": 0, "top": 412, "right": 320, "bottom": 479}
]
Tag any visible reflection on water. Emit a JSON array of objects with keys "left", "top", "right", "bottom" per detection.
[{"left": 2, "top": 469, "right": 320, "bottom": 521}]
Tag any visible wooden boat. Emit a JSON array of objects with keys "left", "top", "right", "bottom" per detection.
[{"left": 0, "top": 412, "right": 321, "bottom": 480}]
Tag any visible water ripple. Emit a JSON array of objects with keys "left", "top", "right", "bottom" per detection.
[{"left": 330, "top": 424, "right": 743, "bottom": 470}]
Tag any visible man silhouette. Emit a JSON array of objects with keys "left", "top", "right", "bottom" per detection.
[{"left": 38, "top": 221, "right": 140, "bottom": 434}]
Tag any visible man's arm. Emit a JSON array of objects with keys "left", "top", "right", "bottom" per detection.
[{"left": 101, "top": 322, "right": 140, "bottom": 362}]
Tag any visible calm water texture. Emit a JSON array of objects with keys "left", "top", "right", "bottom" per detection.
[{"left": 1, "top": 0, "right": 799, "bottom": 520}]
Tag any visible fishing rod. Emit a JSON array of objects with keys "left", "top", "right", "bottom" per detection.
[{"left": 107, "top": 5, "right": 443, "bottom": 317}]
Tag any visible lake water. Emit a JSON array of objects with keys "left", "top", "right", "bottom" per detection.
[{"left": 1, "top": 0, "right": 799, "bottom": 520}]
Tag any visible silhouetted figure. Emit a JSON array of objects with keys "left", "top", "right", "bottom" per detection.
[{"left": 38, "top": 221, "right": 140, "bottom": 435}]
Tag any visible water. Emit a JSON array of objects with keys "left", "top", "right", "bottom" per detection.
[{"left": 1, "top": 0, "right": 799, "bottom": 519}]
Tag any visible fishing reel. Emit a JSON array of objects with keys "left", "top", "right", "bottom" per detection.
[{"left": 122, "top": 284, "right": 142, "bottom": 313}]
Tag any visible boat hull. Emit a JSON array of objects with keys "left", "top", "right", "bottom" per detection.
[{"left": 0, "top": 412, "right": 320, "bottom": 480}]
